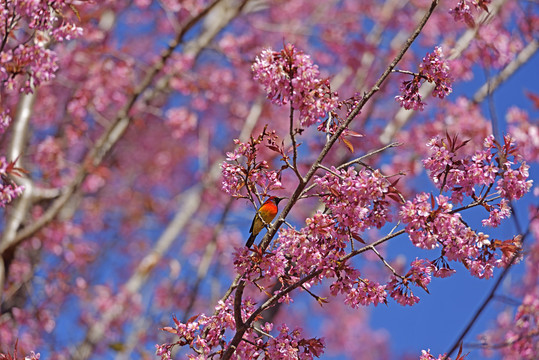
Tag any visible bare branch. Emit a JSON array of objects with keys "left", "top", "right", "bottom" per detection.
[
  {"left": 369, "top": 245, "right": 404, "bottom": 279},
  {"left": 338, "top": 142, "right": 401, "bottom": 169},
  {"left": 473, "top": 39, "right": 539, "bottom": 104},
  {"left": 465, "top": 329, "right": 539, "bottom": 350},
  {"left": 289, "top": 104, "right": 303, "bottom": 182}
]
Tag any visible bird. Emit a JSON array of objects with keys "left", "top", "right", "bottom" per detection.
[{"left": 246, "top": 196, "right": 284, "bottom": 247}]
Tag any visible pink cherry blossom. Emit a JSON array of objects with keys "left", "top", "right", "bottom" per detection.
[
  {"left": 252, "top": 44, "right": 339, "bottom": 127},
  {"left": 315, "top": 166, "right": 395, "bottom": 233},
  {"left": 396, "top": 46, "right": 452, "bottom": 110}
]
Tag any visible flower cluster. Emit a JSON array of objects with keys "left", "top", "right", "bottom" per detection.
[
  {"left": 157, "top": 298, "right": 241, "bottom": 359},
  {"left": 266, "top": 324, "right": 324, "bottom": 359},
  {"left": 51, "top": 23, "right": 84, "bottom": 42},
  {"left": 395, "top": 77, "right": 425, "bottom": 111},
  {"left": 400, "top": 193, "right": 461, "bottom": 250},
  {"left": 482, "top": 198, "right": 511, "bottom": 227},
  {"left": 157, "top": 298, "right": 324, "bottom": 359},
  {"left": 233, "top": 245, "right": 288, "bottom": 282},
  {"left": 1, "top": 2, "right": 83, "bottom": 93},
  {"left": 420, "top": 47, "right": 453, "bottom": 99},
  {"left": 386, "top": 259, "right": 435, "bottom": 306},
  {"left": 449, "top": 0, "right": 491, "bottom": 26},
  {"left": 396, "top": 47, "right": 453, "bottom": 111},
  {"left": 386, "top": 276, "right": 421, "bottom": 306},
  {"left": 431, "top": 256, "right": 457, "bottom": 278},
  {"left": 2, "top": 44, "right": 58, "bottom": 93},
  {"left": 221, "top": 159, "right": 245, "bottom": 196},
  {"left": 315, "top": 166, "right": 396, "bottom": 234},
  {"left": 400, "top": 193, "right": 520, "bottom": 279},
  {"left": 165, "top": 107, "right": 197, "bottom": 139},
  {"left": 497, "top": 162, "right": 532, "bottom": 201},
  {"left": 252, "top": 43, "right": 338, "bottom": 127},
  {"left": 221, "top": 130, "right": 283, "bottom": 197},
  {"left": 331, "top": 269, "right": 388, "bottom": 308},
  {"left": 423, "top": 134, "right": 532, "bottom": 204},
  {"left": 277, "top": 212, "right": 347, "bottom": 276},
  {"left": 0, "top": 157, "right": 25, "bottom": 207}
]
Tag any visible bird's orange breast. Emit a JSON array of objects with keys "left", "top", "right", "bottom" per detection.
[
  {"left": 258, "top": 202, "right": 278, "bottom": 221},
  {"left": 250, "top": 200, "right": 279, "bottom": 236}
]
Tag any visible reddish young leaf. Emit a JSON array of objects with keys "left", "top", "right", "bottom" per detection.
[{"left": 341, "top": 137, "right": 354, "bottom": 153}]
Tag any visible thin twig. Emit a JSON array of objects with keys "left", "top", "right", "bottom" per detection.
[
  {"left": 338, "top": 142, "right": 401, "bottom": 170},
  {"left": 289, "top": 102, "right": 303, "bottom": 182},
  {"left": 252, "top": 325, "right": 274, "bottom": 339},
  {"left": 391, "top": 69, "right": 419, "bottom": 76},
  {"left": 451, "top": 196, "right": 500, "bottom": 213},
  {"left": 369, "top": 245, "right": 404, "bottom": 280},
  {"left": 317, "top": 164, "right": 344, "bottom": 179},
  {"left": 465, "top": 329, "right": 539, "bottom": 350}
]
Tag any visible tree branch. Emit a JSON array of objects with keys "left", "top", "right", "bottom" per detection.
[
  {"left": 472, "top": 38, "right": 539, "bottom": 104},
  {"left": 0, "top": 90, "right": 36, "bottom": 300}
]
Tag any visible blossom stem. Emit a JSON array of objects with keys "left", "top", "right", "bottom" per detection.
[
  {"left": 338, "top": 142, "right": 401, "bottom": 169},
  {"left": 317, "top": 164, "right": 345, "bottom": 180},
  {"left": 369, "top": 245, "right": 404, "bottom": 280},
  {"left": 289, "top": 92, "right": 303, "bottom": 182}
]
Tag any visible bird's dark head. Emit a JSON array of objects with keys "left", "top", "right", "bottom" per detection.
[
  {"left": 272, "top": 196, "right": 285, "bottom": 205},
  {"left": 266, "top": 196, "right": 285, "bottom": 205}
]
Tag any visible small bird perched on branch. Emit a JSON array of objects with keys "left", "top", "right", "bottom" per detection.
[{"left": 246, "top": 196, "right": 284, "bottom": 247}]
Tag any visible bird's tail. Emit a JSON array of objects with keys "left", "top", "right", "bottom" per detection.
[{"left": 246, "top": 233, "right": 257, "bottom": 248}]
